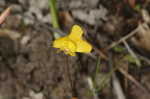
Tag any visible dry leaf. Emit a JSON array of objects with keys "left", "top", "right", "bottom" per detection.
[
  {"left": 131, "top": 24, "right": 150, "bottom": 51},
  {"left": 0, "top": 29, "right": 21, "bottom": 40},
  {"left": 59, "top": 11, "right": 74, "bottom": 27}
]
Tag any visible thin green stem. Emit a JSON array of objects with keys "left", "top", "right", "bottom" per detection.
[
  {"left": 93, "top": 56, "right": 101, "bottom": 82},
  {"left": 49, "top": 0, "right": 60, "bottom": 38},
  {"left": 97, "top": 64, "right": 120, "bottom": 91},
  {"left": 90, "top": 56, "right": 100, "bottom": 94}
]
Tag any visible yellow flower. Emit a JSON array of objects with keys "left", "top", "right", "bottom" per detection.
[{"left": 52, "top": 25, "right": 92, "bottom": 56}]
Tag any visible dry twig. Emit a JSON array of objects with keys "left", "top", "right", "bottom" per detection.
[
  {"left": 93, "top": 47, "right": 108, "bottom": 60},
  {"left": 119, "top": 68, "right": 149, "bottom": 94},
  {"left": 106, "top": 26, "right": 139, "bottom": 50},
  {"left": 123, "top": 40, "right": 141, "bottom": 66}
]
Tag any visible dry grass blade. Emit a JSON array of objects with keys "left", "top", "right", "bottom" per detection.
[
  {"left": 93, "top": 47, "right": 108, "bottom": 60},
  {"left": 112, "top": 74, "right": 126, "bottom": 99},
  {"left": 123, "top": 40, "right": 141, "bottom": 66},
  {"left": 0, "top": 7, "right": 11, "bottom": 25},
  {"left": 137, "top": 54, "right": 150, "bottom": 65},
  {"left": 119, "top": 68, "right": 150, "bottom": 94},
  {"left": 0, "top": 29, "right": 21, "bottom": 40},
  {"left": 87, "top": 77, "right": 99, "bottom": 99},
  {"left": 106, "top": 26, "right": 139, "bottom": 50}
]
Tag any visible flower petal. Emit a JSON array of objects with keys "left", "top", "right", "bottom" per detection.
[
  {"left": 52, "top": 24, "right": 92, "bottom": 56},
  {"left": 76, "top": 40, "right": 92, "bottom": 53},
  {"left": 53, "top": 36, "right": 68, "bottom": 48},
  {"left": 69, "top": 25, "right": 83, "bottom": 39},
  {"left": 53, "top": 36, "right": 77, "bottom": 55}
]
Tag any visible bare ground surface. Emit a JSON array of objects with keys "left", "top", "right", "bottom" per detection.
[{"left": 0, "top": 0, "right": 150, "bottom": 99}]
